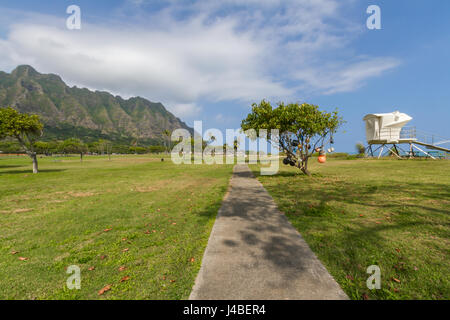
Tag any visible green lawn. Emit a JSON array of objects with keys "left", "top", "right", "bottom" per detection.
[
  {"left": 0, "top": 155, "right": 233, "bottom": 299},
  {"left": 252, "top": 158, "right": 450, "bottom": 300},
  {"left": 2, "top": 154, "right": 449, "bottom": 300}
]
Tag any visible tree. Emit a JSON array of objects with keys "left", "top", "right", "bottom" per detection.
[
  {"left": 129, "top": 146, "right": 147, "bottom": 154},
  {"left": 206, "top": 134, "right": 216, "bottom": 156},
  {"left": 60, "top": 138, "right": 88, "bottom": 161},
  {"left": 0, "top": 124, "right": 5, "bottom": 140},
  {"left": 104, "top": 140, "right": 113, "bottom": 160},
  {"left": 233, "top": 138, "right": 240, "bottom": 156},
  {"left": 34, "top": 141, "right": 51, "bottom": 156},
  {"left": 91, "top": 139, "right": 112, "bottom": 159},
  {"left": 148, "top": 145, "right": 166, "bottom": 153},
  {"left": 48, "top": 141, "right": 61, "bottom": 155},
  {"left": 187, "top": 137, "right": 210, "bottom": 152},
  {"left": 162, "top": 129, "right": 172, "bottom": 154},
  {"left": 355, "top": 143, "right": 366, "bottom": 156},
  {"left": 241, "top": 100, "right": 344, "bottom": 176},
  {"left": 222, "top": 143, "right": 229, "bottom": 154},
  {"left": 0, "top": 107, "right": 44, "bottom": 173}
]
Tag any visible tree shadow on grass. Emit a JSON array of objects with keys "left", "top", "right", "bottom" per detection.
[
  {"left": 256, "top": 165, "right": 450, "bottom": 214},
  {"left": 196, "top": 173, "right": 313, "bottom": 282},
  {"left": 256, "top": 169, "right": 449, "bottom": 297},
  {"left": 308, "top": 214, "right": 449, "bottom": 299},
  {"left": 202, "top": 165, "right": 448, "bottom": 288},
  {"left": 251, "top": 169, "right": 301, "bottom": 177},
  {"left": 0, "top": 164, "right": 23, "bottom": 169},
  {"left": 0, "top": 169, "right": 66, "bottom": 175}
]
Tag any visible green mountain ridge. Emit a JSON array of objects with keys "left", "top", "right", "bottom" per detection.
[{"left": 0, "top": 65, "right": 192, "bottom": 144}]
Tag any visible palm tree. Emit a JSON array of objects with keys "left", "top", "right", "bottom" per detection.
[
  {"left": 163, "top": 129, "right": 171, "bottom": 154},
  {"left": 233, "top": 138, "right": 240, "bottom": 156}
]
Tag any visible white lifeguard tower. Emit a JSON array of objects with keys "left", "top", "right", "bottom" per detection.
[{"left": 363, "top": 111, "right": 449, "bottom": 159}]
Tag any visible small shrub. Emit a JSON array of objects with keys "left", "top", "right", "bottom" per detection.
[{"left": 355, "top": 143, "right": 366, "bottom": 155}]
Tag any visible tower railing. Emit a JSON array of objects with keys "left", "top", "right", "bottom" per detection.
[
  {"left": 400, "top": 126, "right": 416, "bottom": 140},
  {"left": 401, "top": 126, "right": 450, "bottom": 148}
]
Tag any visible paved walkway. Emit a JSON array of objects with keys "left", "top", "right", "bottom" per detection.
[{"left": 189, "top": 165, "right": 348, "bottom": 300}]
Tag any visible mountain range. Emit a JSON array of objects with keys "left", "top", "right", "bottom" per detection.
[{"left": 0, "top": 65, "right": 192, "bottom": 144}]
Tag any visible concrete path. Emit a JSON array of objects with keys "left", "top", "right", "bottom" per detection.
[{"left": 189, "top": 165, "right": 348, "bottom": 300}]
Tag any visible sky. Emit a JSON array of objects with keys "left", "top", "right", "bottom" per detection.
[{"left": 0, "top": 0, "right": 449, "bottom": 152}]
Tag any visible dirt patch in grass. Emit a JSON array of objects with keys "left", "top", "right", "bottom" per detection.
[
  {"left": 134, "top": 186, "right": 159, "bottom": 193},
  {"left": 0, "top": 155, "right": 234, "bottom": 299},
  {"left": 68, "top": 191, "right": 97, "bottom": 198},
  {"left": 112, "top": 157, "right": 163, "bottom": 164},
  {"left": 0, "top": 208, "right": 34, "bottom": 214},
  {"left": 54, "top": 252, "right": 70, "bottom": 262},
  {"left": 132, "top": 177, "right": 218, "bottom": 194},
  {"left": 13, "top": 208, "right": 33, "bottom": 213}
]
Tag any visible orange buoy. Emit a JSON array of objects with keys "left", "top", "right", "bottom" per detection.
[{"left": 318, "top": 155, "right": 326, "bottom": 163}]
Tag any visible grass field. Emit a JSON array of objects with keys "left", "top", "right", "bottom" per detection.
[
  {"left": 252, "top": 158, "right": 450, "bottom": 300},
  {"left": 0, "top": 155, "right": 233, "bottom": 299},
  {"left": 2, "top": 154, "right": 449, "bottom": 300}
]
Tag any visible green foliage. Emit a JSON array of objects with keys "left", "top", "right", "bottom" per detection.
[
  {"left": 0, "top": 140, "right": 22, "bottom": 153},
  {"left": 0, "top": 106, "right": 43, "bottom": 151},
  {"left": 60, "top": 138, "right": 88, "bottom": 155},
  {"left": 0, "top": 65, "right": 192, "bottom": 145},
  {"left": 162, "top": 129, "right": 172, "bottom": 153},
  {"left": 179, "top": 137, "right": 210, "bottom": 152},
  {"left": 0, "top": 138, "right": 167, "bottom": 156},
  {"left": 356, "top": 143, "right": 366, "bottom": 155},
  {"left": 33, "top": 141, "right": 52, "bottom": 155},
  {"left": 129, "top": 146, "right": 147, "bottom": 154},
  {"left": 233, "top": 138, "right": 239, "bottom": 152},
  {"left": 0, "top": 107, "right": 44, "bottom": 172},
  {"left": 241, "top": 100, "right": 344, "bottom": 175},
  {"left": 88, "top": 139, "right": 112, "bottom": 155},
  {"left": 148, "top": 145, "right": 166, "bottom": 153},
  {"left": 0, "top": 107, "right": 43, "bottom": 141}
]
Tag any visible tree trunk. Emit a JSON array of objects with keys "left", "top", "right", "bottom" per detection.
[
  {"left": 80, "top": 152, "right": 83, "bottom": 162},
  {"left": 301, "top": 167, "right": 311, "bottom": 176},
  {"left": 301, "top": 157, "right": 311, "bottom": 176},
  {"left": 30, "top": 153, "right": 38, "bottom": 174}
]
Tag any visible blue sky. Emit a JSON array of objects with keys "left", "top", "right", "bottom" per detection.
[{"left": 0, "top": 0, "right": 449, "bottom": 152}]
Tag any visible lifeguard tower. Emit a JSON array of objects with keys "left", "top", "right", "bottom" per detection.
[{"left": 363, "top": 111, "right": 449, "bottom": 159}]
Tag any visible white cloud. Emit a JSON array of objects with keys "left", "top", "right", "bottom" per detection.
[
  {"left": 0, "top": 1, "right": 400, "bottom": 118},
  {"left": 0, "top": 20, "right": 290, "bottom": 117},
  {"left": 171, "top": 103, "right": 202, "bottom": 118},
  {"left": 294, "top": 57, "right": 401, "bottom": 95}
]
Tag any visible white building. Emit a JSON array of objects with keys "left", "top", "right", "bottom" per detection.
[{"left": 363, "top": 111, "right": 413, "bottom": 144}]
